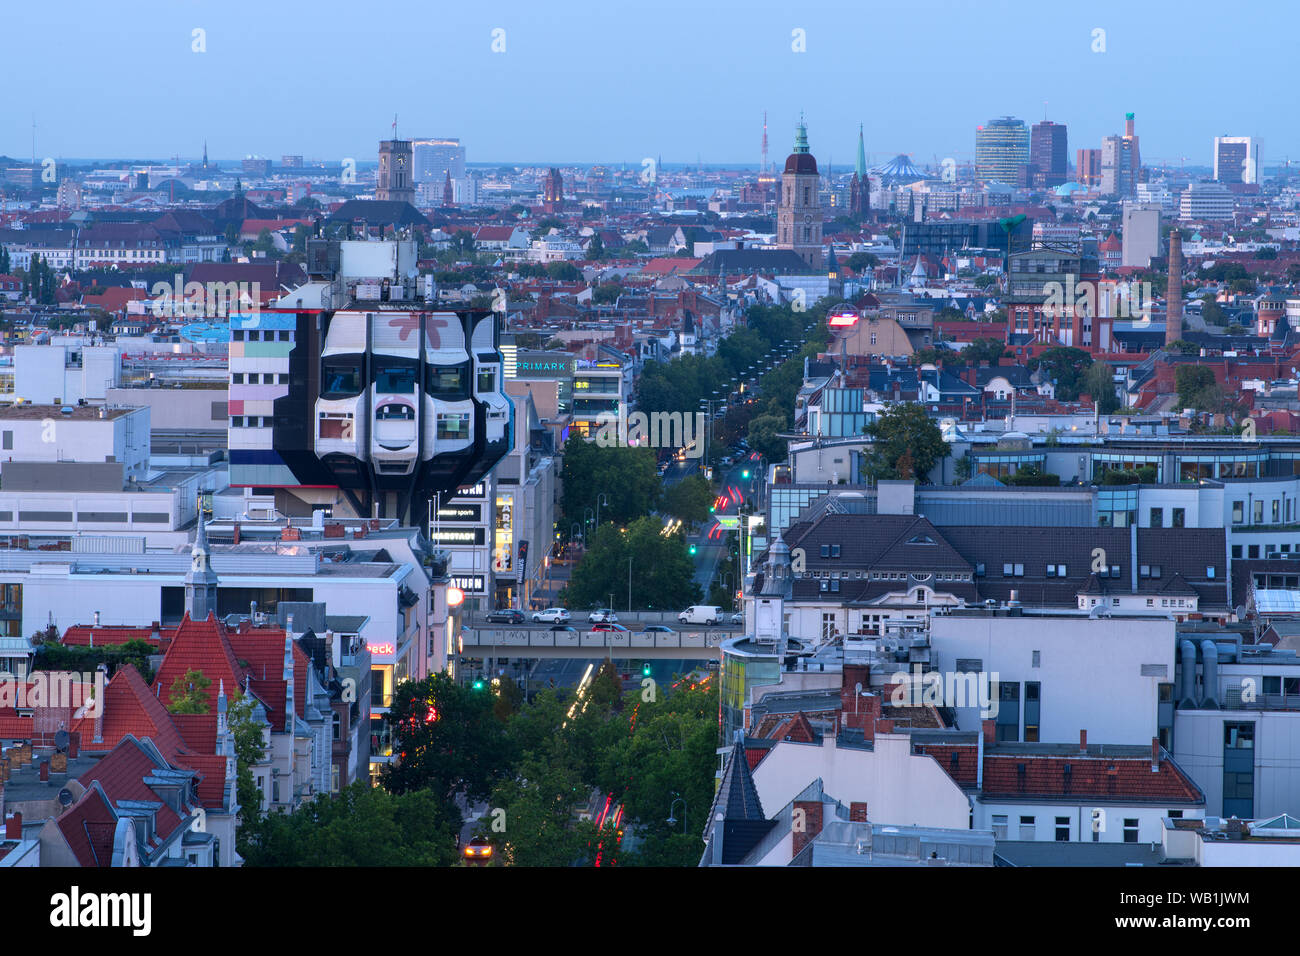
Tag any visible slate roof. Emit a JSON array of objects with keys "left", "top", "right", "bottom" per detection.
[
  {"left": 691, "top": 248, "right": 820, "bottom": 276},
  {"left": 328, "top": 199, "right": 429, "bottom": 228}
]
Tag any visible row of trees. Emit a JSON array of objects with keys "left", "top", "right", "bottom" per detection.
[{"left": 240, "top": 669, "right": 719, "bottom": 867}]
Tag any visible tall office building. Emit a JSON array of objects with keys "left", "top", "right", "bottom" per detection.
[
  {"left": 1076, "top": 148, "right": 1102, "bottom": 187},
  {"left": 413, "top": 138, "right": 467, "bottom": 185},
  {"left": 974, "top": 117, "right": 1030, "bottom": 184},
  {"left": 376, "top": 139, "right": 415, "bottom": 204},
  {"left": 1029, "top": 120, "right": 1068, "bottom": 186},
  {"left": 1213, "top": 136, "right": 1259, "bottom": 184},
  {"left": 1121, "top": 205, "right": 1161, "bottom": 269},
  {"left": 776, "top": 120, "right": 823, "bottom": 268},
  {"left": 1100, "top": 113, "right": 1141, "bottom": 198}
]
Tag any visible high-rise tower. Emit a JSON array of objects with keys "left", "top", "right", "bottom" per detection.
[{"left": 777, "top": 119, "right": 822, "bottom": 267}]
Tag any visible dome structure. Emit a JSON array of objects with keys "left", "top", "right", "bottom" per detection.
[{"left": 784, "top": 120, "right": 819, "bottom": 175}]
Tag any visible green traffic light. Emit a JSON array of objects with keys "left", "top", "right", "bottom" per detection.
[
  {"left": 689, "top": 544, "right": 697, "bottom": 555},
  {"left": 473, "top": 680, "right": 485, "bottom": 690},
  {"left": 742, "top": 470, "right": 750, "bottom": 479},
  {"left": 642, "top": 663, "right": 652, "bottom": 676}
]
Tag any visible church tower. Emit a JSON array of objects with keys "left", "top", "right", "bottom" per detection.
[
  {"left": 376, "top": 139, "right": 415, "bottom": 204},
  {"left": 777, "top": 118, "right": 822, "bottom": 267},
  {"left": 184, "top": 510, "right": 218, "bottom": 621},
  {"left": 848, "top": 124, "right": 870, "bottom": 219}
]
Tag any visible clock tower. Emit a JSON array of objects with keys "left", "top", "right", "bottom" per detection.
[
  {"left": 376, "top": 139, "right": 415, "bottom": 205},
  {"left": 777, "top": 119, "right": 822, "bottom": 267}
]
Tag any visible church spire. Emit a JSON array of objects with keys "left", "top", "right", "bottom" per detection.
[
  {"left": 855, "top": 124, "right": 866, "bottom": 178},
  {"left": 793, "top": 115, "right": 810, "bottom": 154}
]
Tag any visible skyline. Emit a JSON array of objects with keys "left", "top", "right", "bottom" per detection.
[{"left": 5, "top": 0, "right": 1294, "bottom": 168}]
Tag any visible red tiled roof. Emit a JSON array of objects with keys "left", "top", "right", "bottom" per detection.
[
  {"left": 75, "top": 664, "right": 186, "bottom": 758},
  {"left": 61, "top": 624, "right": 169, "bottom": 648},
  {"left": 914, "top": 743, "right": 980, "bottom": 787},
  {"left": 981, "top": 754, "right": 1201, "bottom": 802},
  {"left": 151, "top": 613, "right": 246, "bottom": 717},
  {"left": 56, "top": 785, "right": 118, "bottom": 868}
]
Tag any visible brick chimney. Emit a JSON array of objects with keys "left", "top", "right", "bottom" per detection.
[
  {"left": 1079, "top": 729, "right": 1088, "bottom": 752},
  {"left": 982, "top": 719, "right": 996, "bottom": 744},
  {"left": 792, "top": 800, "right": 824, "bottom": 857},
  {"left": 38, "top": 759, "right": 49, "bottom": 782},
  {"left": 1151, "top": 737, "right": 1161, "bottom": 773},
  {"left": 849, "top": 802, "right": 868, "bottom": 822},
  {"left": 4, "top": 811, "right": 21, "bottom": 840},
  {"left": 875, "top": 718, "right": 895, "bottom": 735},
  {"left": 233, "top": 522, "right": 241, "bottom": 545}
]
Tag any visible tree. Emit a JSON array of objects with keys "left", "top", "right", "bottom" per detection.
[
  {"left": 167, "top": 668, "right": 211, "bottom": 714},
  {"left": 1081, "top": 361, "right": 1120, "bottom": 414},
  {"left": 229, "top": 691, "right": 267, "bottom": 843},
  {"left": 545, "top": 261, "right": 581, "bottom": 281},
  {"left": 1031, "top": 346, "right": 1093, "bottom": 401},
  {"left": 560, "top": 438, "right": 661, "bottom": 532},
  {"left": 1004, "top": 464, "right": 1061, "bottom": 486},
  {"left": 862, "top": 403, "right": 948, "bottom": 483},
  {"left": 586, "top": 233, "right": 606, "bottom": 260},
  {"left": 747, "top": 413, "right": 788, "bottom": 463},
  {"left": 563, "top": 517, "right": 701, "bottom": 610},
  {"left": 1165, "top": 339, "right": 1200, "bottom": 356},
  {"left": 661, "top": 475, "right": 713, "bottom": 527},
  {"left": 962, "top": 337, "right": 1010, "bottom": 366},
  {"left": 1175, "top": 364, "right": 1218, "bottom": 411},
  {"left": 591, "top": 282, "right": 622, "bottom": 305},
  {"left": 1200, "top": 295, "right": 1226, "bottom": 326},
  {"left": 973, "top": 273, "right": 999, "bottom": 290},
  {"left": 381, "top": 673, "right": 515, "bottom": 806},
  {"left": 240, "top": 783, "right": 460, "bottom": 867},
  {"left": 846, "top": 252, "right": 878, "bottom": 273}
]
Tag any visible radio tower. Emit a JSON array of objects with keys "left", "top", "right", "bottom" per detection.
[{"left": 761, "top": 111, "right": 769, "bottom": 173}]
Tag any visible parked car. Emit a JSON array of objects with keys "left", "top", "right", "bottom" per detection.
[
  {"left": 640, "top": 624, "right": 675, "bottom": 634},
  {"left": 532, "top": 607, "right": 570, "bottom": 623},
  {"left": 588, "top": 608, "right": 619, "bottom": 623},
  {"left": 729, "top": 611, "right": 744, "bottom": 625},
  {"left": 591, "top": 622, "right": 629, "bottom": 633},
  {"left": 485, "top": 609, "right": 525, "bottom": 625},
  {"left": 550, "top": 624, "right": 578, "bottom": 633},
  {"left": 678, "top": 605, "right": 722, "bottom": 625}
]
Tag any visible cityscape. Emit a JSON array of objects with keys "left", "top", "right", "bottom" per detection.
[{"left": 0, "top": 2, "right": 1293, "bottom": 915}]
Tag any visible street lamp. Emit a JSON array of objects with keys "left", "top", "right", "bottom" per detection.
[
  {"left": 583, "top": 506, "right": 595, "bottom": 530},
  {"left": 667, "top": 795, "right": 687, "bottom": 833},
  {"left": 596, "top": 493, "right": 609, "bottom": 530}
]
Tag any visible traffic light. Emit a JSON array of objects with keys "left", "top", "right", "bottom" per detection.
[
  {"left": 689, "top": 544, "right": 698, "bottom": 555},
  {"left": 742, "top": 469, "right": 750, "bottom": 479},
  {"left": 709, "top": 505, "right": 716, "bottom": 513},
  {"left": 472, "top": 679, "right": 485, "bottom": 690},
  {"left": 642, "top": 662, "right": 652, "bottom": 677}
]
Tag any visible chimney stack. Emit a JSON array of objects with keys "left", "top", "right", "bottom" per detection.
[
  {"left": 1165, "top": 230, "right": 1183, "bottom": 347},
  {"left": 1080, "top": 729, "right": 1088, "bottom": 752},
  {"left": 5, "top": 811, "right": 22, "bottom": 840},
  {"left": 1151, "top": 737, "right": 1161, "bottom": 772},
  {"left": 982, "top": 718, "right": 996, "bottom": 744}
]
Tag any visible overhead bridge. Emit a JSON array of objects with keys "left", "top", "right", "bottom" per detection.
[{"left": 459, "top": 626, "right": 738, "bottom": 660}]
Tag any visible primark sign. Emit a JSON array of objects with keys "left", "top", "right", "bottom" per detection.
[{"left": 513, "top": 351, "right": 574, "bottom": 379}]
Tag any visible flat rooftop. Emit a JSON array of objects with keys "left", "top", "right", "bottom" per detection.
[{"left": 0, "top": 404, "right": 135, "bottom": 421}]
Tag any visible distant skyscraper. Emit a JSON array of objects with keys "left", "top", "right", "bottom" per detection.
[
  {"left": 974, "top": 117, "right": 1030, "bottom": 184},
  {"left": 413, "top": 138, "right": 466, "bottom": 185},
  {"left": 1029, "top": 120, "right": 1068, "bottom": 186},
  {"left": 1100, "top": 113, "right": 1141, "bottom": 198},
  {"left": 777, "top": 119, "right": 822, "bottom": 267},
  {"left": 1213, "top": 136, "right": 1258, "bottom": 184},
  {"left": 376, "top": 139, "right": 415, "bottom": 204},
  {"left": 1076, "top": 148, "right": 1102, "bottom": 187}
]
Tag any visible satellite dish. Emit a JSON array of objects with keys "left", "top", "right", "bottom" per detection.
[
  {"left": 55, "top": 730, "right": 69, "bottom": 751},
  {"left": 58, "top": 788, "right": 73, "bottom": 807}
]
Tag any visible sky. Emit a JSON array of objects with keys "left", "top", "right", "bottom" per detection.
[{"left": 3, "top": 0, "right": 1295, "bottom": 171}]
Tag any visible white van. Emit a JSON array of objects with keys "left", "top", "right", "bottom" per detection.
[{"left": 678, "top": 605, "right": 722, "bottom": 625}]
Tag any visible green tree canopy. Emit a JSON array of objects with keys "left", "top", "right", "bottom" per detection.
[
  {"left": 559, "top": 438, "right": 661, "bottom": 531},
  {"left": 661, "top": 475, "right": 713, "bottom": 527},
  {"left": 563, "top": 516, "right": 701, "bottom": 611},
  {"left": 862, "top": 403, "right": 948, "bottom": 483},
  {"left": 167, "top": 668, "right": 211, "bottom": 714},
  {"left": 1030, "top": 346, "right": 1093, "bottom": 401},
  {"left": 1081, "top": 361, "right": 1120, "bottom": 415}
]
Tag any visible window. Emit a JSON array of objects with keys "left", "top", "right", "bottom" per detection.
[
  {"left": 233, "top": 330, "right": 245, "bottom": 341},
  {"left": 2, "top": 431, "right": 11, "bottom": 451},
  {"left": 1224, "top": 722, "right": 1254, "bottom": 749},
  {"left": 1123, "top": 818, "right": 1139, "bottom": 843},
  {"left": 322, "top": 362, "right": 362, "bottom": 398},
  {"left": 1172, "top": 507, "right": 1185, "bottom": 528},
  {"left": 1032, "top": 650, "right": 1040, "bottom": 668},
  {"left": 332, "top": 711, "right": 342, "bottom": 740},
  {"left": 821, "top": 545, "right": 830, "bottom": 557},
  {"left": 426, "top": 364, "right": 468, "bottom": 396},
  {"left": 1263, "top": 676, "right": 1281, "bottom": 694},
  {"left": 1248, "top": 545, "right": 1260, "bottom": 559},
  {"left": 232, "top": 373, "right": 244, "bottom": 384},
  {"left": 230, "top": 416, "right": 244, "bottom": 428},
  {"left": 277, "top": 373, "right": 289, "bottom": 385},
  {"left": 1255, "top": 500, "right": 1264, "bottom": 523},
  {"left": 375, "top": 364, "right": 416, "bottom": 393},
  {"left": 1055, "top": 817, "right": 1069, "bottom": 842},
  {"left": 437, "top": 413, "right": 469, "bottom": 440},
  {"left": 1206, "top": 566, "right": 1216, "bottom": 579},
  {"left": 1150, "top": 507, "right": 1163, "bottom": 528},
  {"left": 831, "top": 544, "right": 840, "bottom": 557},
  {"left": 1019, "top": 815, "right": 1035, "bottom": 840},
  {"left": 477, "top": 368, "right": 497, "bottom": 393},
  {"left": 1232, "top": 545, "right": 1242, "bottom": 559},
  {"left": 991, "top": 814, "right": 1008, "bottom": 840}
]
